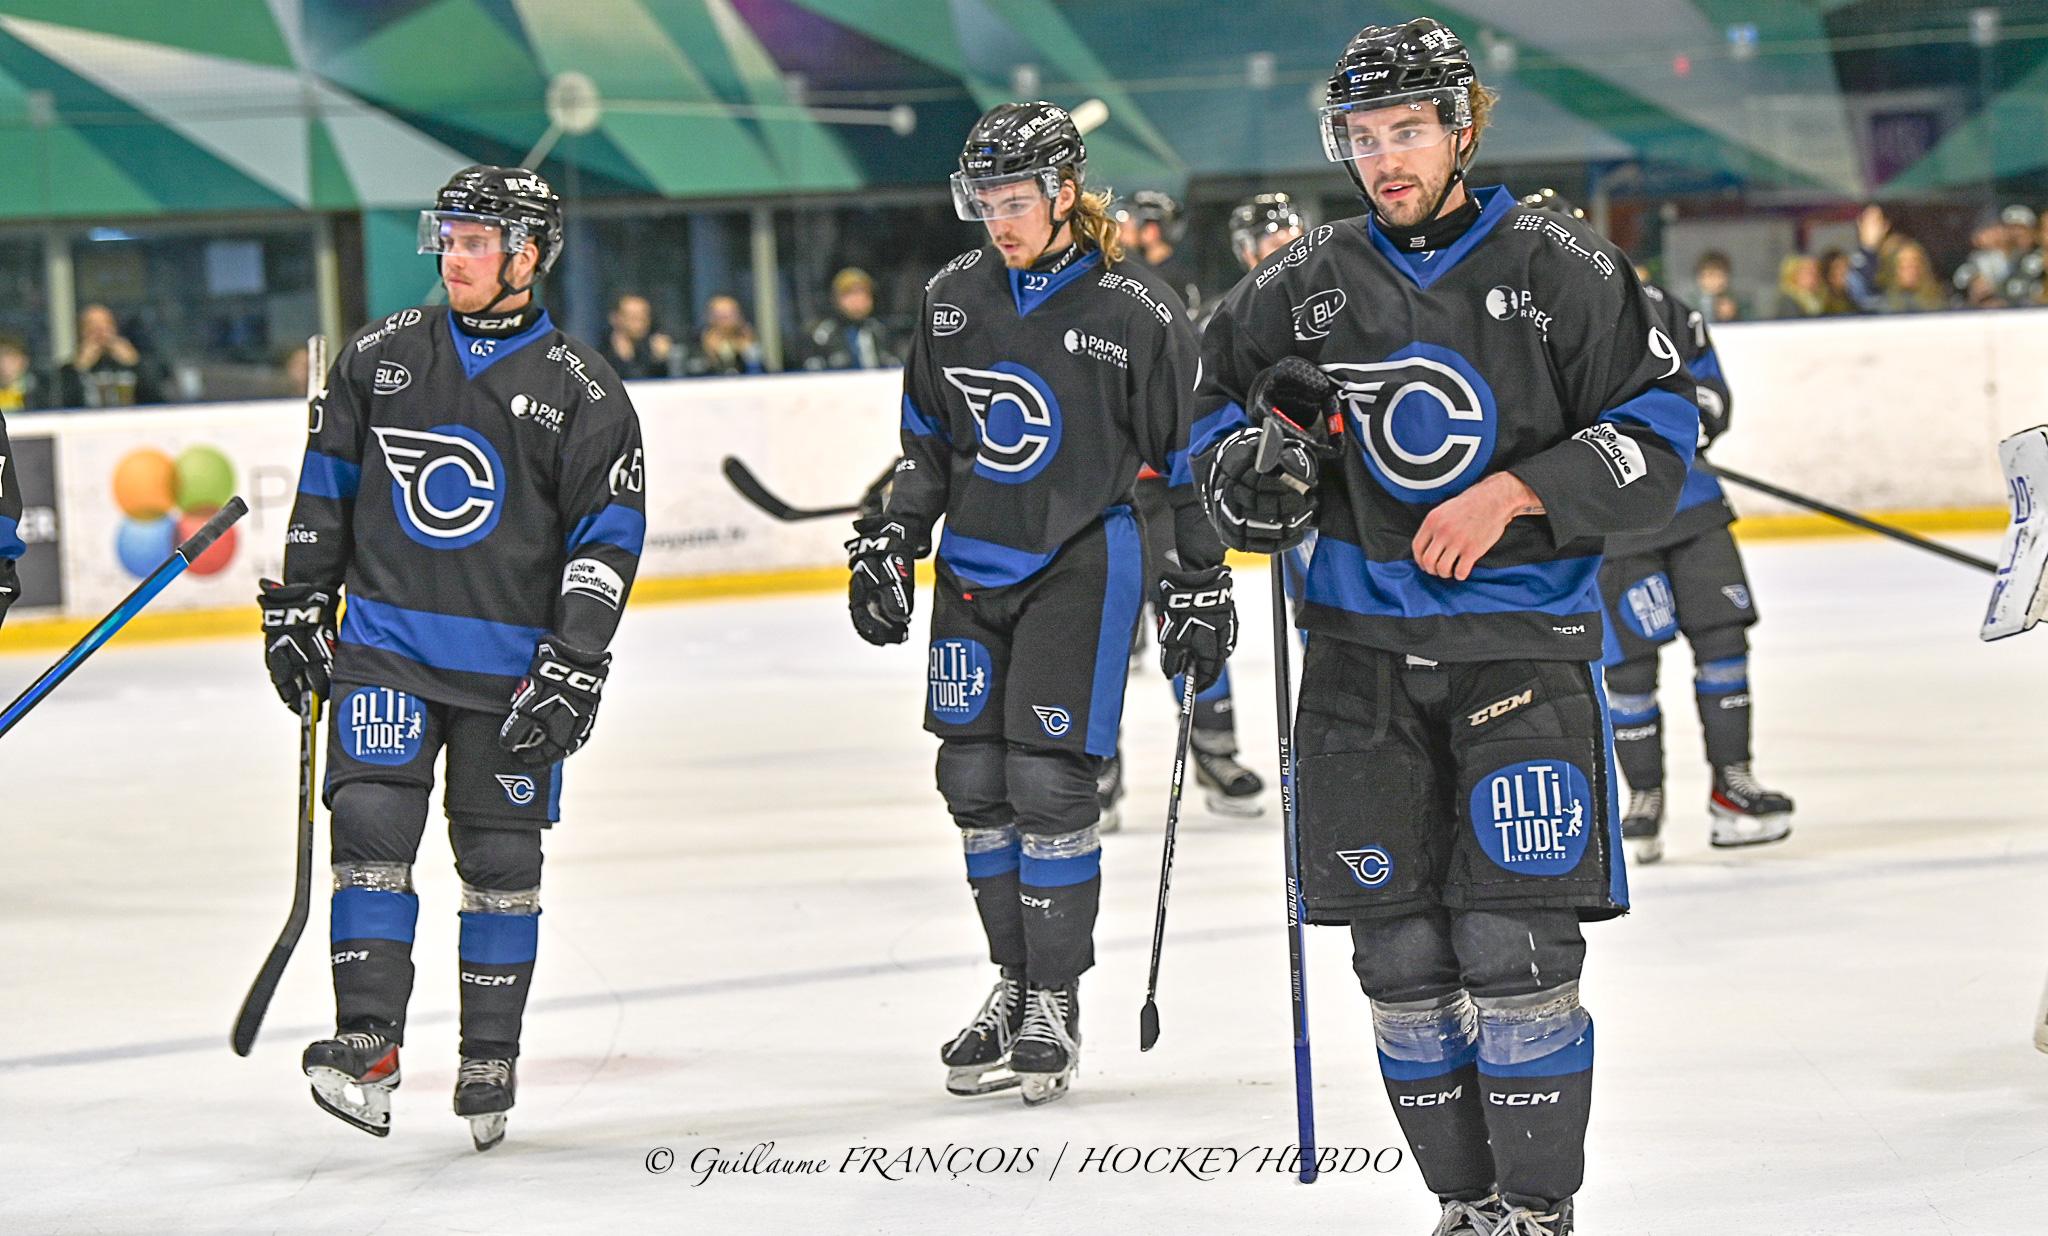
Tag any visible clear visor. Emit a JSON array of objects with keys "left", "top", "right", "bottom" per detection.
[
  {"left": 417, "top": 210, "right": 528, "bottom": 258},
  {"left": 949, "top": 168, "right": 1061, "bottom": 221},
  {"left": 1319, "top": 87, "right": 1470, "bottom": 163}
]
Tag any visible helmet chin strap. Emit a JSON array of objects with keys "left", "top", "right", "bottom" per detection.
[{"left": 1028, "top": 177, "right": 1076, "bottom": 267}]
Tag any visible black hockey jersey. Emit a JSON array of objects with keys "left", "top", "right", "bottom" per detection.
[
  {"left": 886, "top": 244, "right": 1223, "bottom": 585},
  {"left": 1606, "top": 282, "right": 1733, "bottom": 556},
  {"left": 0, "top": 411, "right": 21, "bottom": 565},
  {"left": 1194, "top": 186, "right": 1699, "bottom": 663},
  {"left": 286, "top": 305, "right": 646, "bottom": 712}
]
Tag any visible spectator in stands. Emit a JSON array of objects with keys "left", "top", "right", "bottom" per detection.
[
  {"left": 0, "top": 335, "right": 46, "bottom": 412},
  {"left": 1771, "top": 254, "right": 1830, "bottom": 317},
  {"left": 1817, "top": 248, "right": 1857, "bottom": 314},
  {"left": 606, "top": 293, "right": 677, "bottom": 379},
  {"left": 1848, "top": 206, "right": 1947, "bottom": 313},
  {"left": 58, "top": 304, "right": 164, "bottom": 408},
  {"left": 685, "top": 294, "right": 768, "bottom": 377},
  {"left": 801, "top": 267, "right": 898, "bottom": 371},
  {"left": 1951, "top": 209, "right": 2038, "bottom": 308},
  {"left": 1691, "top": 250, "right": 1737, "bottom": 320}
]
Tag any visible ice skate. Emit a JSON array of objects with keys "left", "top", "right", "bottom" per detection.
[
  {"left": 1708, "top": 762, "right": 1793, "bottom": 848},
  {"left": 452, "top": 1057, "right": 515, "bottom": 1152},
  {"left": 1621, "top": 786, "right": 1665, "bottom": 864},
  {"left": 940, "top": 968, "right": 1024, "bottom": 1096},
  {"left": 1191, "top": 731, "right": 1265, "bottom": 818},
  {"left": 1012, "top": 981, "right": 1080, "bottom": 1106},
  {"left": 1431, "top": 1194, "right": 1505, "bottom": 1236},
  {"left": 303, "top": 1032, "right": 399, "bottom": 1137},
  {"left": 1494, "top": 1197, "right": 1573, "bottom": 1235}
]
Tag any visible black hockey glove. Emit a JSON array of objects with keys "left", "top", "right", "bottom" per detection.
[
  {"left": 1156, "top": 563, "right": 1238, "bottom": 694},
  {"left": 846, "top": 514, "right": 923, "bottom": 646},
  {"left": 1202, "top": 358, "right": 1336, "bottom": 554},
  {"left": 0, "top": 558, "right": 17, "bottom": 631},
  {"left": 499, "top": 637, "right": 611, "bottom": 767},
  {"left": 257, "top": 578, "right": 335, "bottom": 714}
]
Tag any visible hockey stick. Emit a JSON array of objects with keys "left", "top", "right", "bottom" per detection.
[
  {"left": 721, "top": 456, "right": 861, "bottom": 522},
  {"left": 1256, "top": 417, "right": 1318, "bottom": 1184},
  {"left": 0, "top": 498, "right": 247, "bottom": 740},
  {"left": 231, "top": 333, "right": 330, "bottom": 1056},
  {"left": 1138, "top": 670, "right": 1200, "bottom": 1051},
  {"left": 1706, "top": 462, "right": 1994, "bottom": 574},
  {"left": 232, "top": 689, "right": 320, "bottom": 1056}
]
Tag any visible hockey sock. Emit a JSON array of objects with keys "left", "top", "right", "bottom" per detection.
[
  {"left": 1475, "top": 984, "right": 1594, "bottom": 1209},
  {"left": 1372, "top": 992, "right": 1495, "bottom": 1199},
  {"left": 962, "top": 825, "right": 1026, "bottom": 969},
  {"left": 330, "top": 864, "right": 418, "bottom": 1043},
  {"left": 1694, "top": 655, "right": 1753, "bottom": 767},
  {"left": 1607, "top": 687, "right": 1663, "bottom": 790},
  {"left": 457, "top": 885, "right": 539, "bottom": 1060},
  {"left": 1018, "top": 825, "right": 1101, "bottom": 986}
]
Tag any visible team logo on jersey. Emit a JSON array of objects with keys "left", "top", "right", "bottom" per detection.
[
  {"left": 373, "top": 424, "right": 506, "bottom": 549},
  {"left": 371, "top": 361, "right": 411, "bottom": 395},
  {"left": 342, "top": 687, "right": 425, "bottom": 766},
  {"left": 943, "top": 363, "right": 1063, "bottom": 484},
  {"left": 1291, "top": 289, "right": 1346, "bottom": 340},
  {"left": 1721, "top": 584, "right": 1751, "bottom": 610},
  {"left": 1031, "top": 705, "right": 1072, "bottom": 737},
  {"left": 1621, "top": 571, "right": 1677, "bottom": 641},
  {"left": 1323, "top": 344, "right": 1498, "bottom": 503},
  {"left": 1336, "top": 847, "right": 1393, "bottom": 888},
  {"left": 929, "top": 638, "right": 993, "bottom": 724},
  {"left": 1469, "top": 760, "right": 1593, "bottom": 876},
  {"left": 932, "top": 303, "right": 967, "bottom": 336},
  {"left": 495, "top": 774, "right": 537, "bottom": 806}
]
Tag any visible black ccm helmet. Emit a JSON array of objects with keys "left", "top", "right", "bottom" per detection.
[
  {"left": 952, "top": 101, "right": 1086, "bottom": 222},
  {"left": 419, "top": 165, "right": 565, "bottom": 311},
  {"left": 1228, "top": 191, "right": 1308, "bottom": 262},
  {"left": 1321, "top": 18, "right": 1480, "bottom": 216},
  {"left": 1125, "top": 189, "right": 1185, "bottom": 244}
]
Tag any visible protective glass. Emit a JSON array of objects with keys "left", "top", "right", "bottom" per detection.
[
  {"left": 1319, "top": 87, "right": 1470, "bottom": 163},
  {"left": 949, "top": 168, "right": 1062, "bottom": 221},
  {"left": 417, "top": 210, "right": 529, "bottom": 258}
]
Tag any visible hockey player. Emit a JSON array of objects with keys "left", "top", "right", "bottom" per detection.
[
  {"left": 258, "top": 166, "right": 644, "bottom": 1151},
  {"left": 1522, "top": 189, "right": 1793, "bottom": 864},
  {"left": 847, "top": 102, "right": 1233, "bottom": 1106},
  {"left": 1193, "top": 21, "right": 1699, "bottom": 1235},
  {"left": 0, "top": 410, "right": 21, "bottom": 629},
  {"left": 1229, "top": 191, "right": 1310, "bottom": 269}
]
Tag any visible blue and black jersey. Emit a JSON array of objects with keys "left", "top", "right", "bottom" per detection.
[
  {"left": 285, "top": 304, "right": 645, "bottom": 713},
  {"left": 884, "top": 242, "right": 1224, "bottom": 586},
  {"left": 1193, "top": 186, "right": 1700, "bottom": 664},
  {"left": 1606, "top": 283, "right": 1734, "bottom": 557}
]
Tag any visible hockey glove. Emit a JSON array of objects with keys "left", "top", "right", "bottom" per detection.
[
  {"left": 257, "top": 578, "right": 335, "bottom": 714},
  {"left": 1203, "top": 425, "right": 1321, "bottom": 554},
  {"left": 499, "top": 637, "right": 610, "bottom": 767},
  {"left": 1156, "top": 563, "right": 1238, "bottom": 694},
  {"left": 846, "top": 515, "right": 923, "bottom": 646},
  {"left": 0, "top": 558, "right": 16, "bottom": 631}
]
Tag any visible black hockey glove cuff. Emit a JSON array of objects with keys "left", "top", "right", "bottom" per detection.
[
  {"left": 257, "top": 578, "right": 335, "bottom": 714},
  {"left": 1203, "top": 425, "right": 1320, "bottom": 554},
  {"left": 845, "top": 514, "right": 924, "bottom": 646},
  {"left": 499, "top": 636, "right": 611, "bottom": 767},
  {"left": 1245, "top": 356, "right": 1341, "bottom": 446},
  {"left": 1156, "top": 563, "right": 1238, "bottom": 694}
]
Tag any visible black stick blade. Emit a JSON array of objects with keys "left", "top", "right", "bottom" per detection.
[{"left": 1139, "top": 1000, "right": 1160, "bottom": 1051}]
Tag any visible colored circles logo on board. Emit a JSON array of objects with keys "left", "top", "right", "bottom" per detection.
[{"left": 111, "top": 445, "right": 238, "bottom": 577}]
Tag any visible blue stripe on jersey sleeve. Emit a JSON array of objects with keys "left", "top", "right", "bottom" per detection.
[
  {"left": 299, "top": 451, "right": 360, "bottom": 501},
  {"left": 0, "top": 514, "right": 22, "bottom": 560},
  {"left": 339, "top": 595, "right": 545, "bottom": 677},
  {"left": 1674, "top": 460, "right": 1725, "bottom": 512},
  {"left": 936, "top": 528, "right": 1059, "bottom": 588},
  {"left": 1692, "top": 346, "right": 1726, "bottom": 386},
  {"left": 565, "top": 504, "right": 645, "bottom": 555},
  {"left": 1304, "top": 537, "right": 1603, "bottom": 620},
  {"left": 1172, "top": 403, "right": 1252, "bottom": 487},
  {"left": 902, "top": 394, "right": 946, "bottom": 441},
  {"left": 1598, "top": 387, "right": 1698, "bottom": 466}
]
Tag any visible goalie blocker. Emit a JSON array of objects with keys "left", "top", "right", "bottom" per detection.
[{"left": 1983, "top": 425, "right": 2048, "bottom": 641}]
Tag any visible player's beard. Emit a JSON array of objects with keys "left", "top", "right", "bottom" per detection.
[{"left": 1368, "top": 152, "right": 1458, "bottom": 230}]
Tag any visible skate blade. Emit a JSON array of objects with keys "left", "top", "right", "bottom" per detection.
[
  {"left": 307, "top": 1068, "right": 394, "bottom": 1137},
  {"left": 1708, "top": 810, "right": 1793, "bottom": 848},
  {"left": 945, "top": 1063, "right": 1023, "bottom": 1096},
  {"left": 467, "top": 1112, "right": 507, "bottom": 1152},
  {"left": 1201, "top": 790, "right": 1265, "bottom": 818},
  {"left": 1018, "top": 1070, "right": 1073, "bottom": 1107}
]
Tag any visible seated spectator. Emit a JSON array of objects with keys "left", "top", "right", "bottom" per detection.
[
  {"left": 1816, "top": 248, "right": 1857, "bottom": 314},
  {"left": 801, "top": 267, "right": 899, "bottom": 371},
  {"left": 1951, "top": 210, "right": 2034, "bottom": 308},
  {"left": 1772, "top": 254, "right": 1829, "bottom": 317},
  {"left": 1690, "top": 250, "right": 1736, "bottom": 320},
  {"left": 685, "top": 295, "right": 767, "bottom": 377},
  {"left": 1849, "top": 206, "right": 1947, "bottom": 314},
  {"left": 607, "top": 293, "right": 677, "bottom": 379},
  {"left": 0, "top": 335, "right": 46, "bottom": 412},
  {"left": 58, "top": 304, "right": 165, "bottom": 408}
]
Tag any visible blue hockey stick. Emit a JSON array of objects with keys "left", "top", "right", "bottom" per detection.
[{"left": 0, "top": 497, "right": 247, "bottom": 739}]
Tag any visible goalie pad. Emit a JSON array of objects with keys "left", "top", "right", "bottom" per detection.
[{"left": 1981, "top": 426, "right": 2048, "bottom": 641}]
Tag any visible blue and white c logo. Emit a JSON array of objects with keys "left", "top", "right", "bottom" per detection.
[
  {"left": 1338, "top": 847, "right": 1394, "bottom": 888},
  {"left": 373, "top": 424, "right": 505, "bottom": 549},
  {"left": 943, "top": 362, "right": 1063, "bottom": 484},
  {"left": 1324, "top": 344, "right": 1498, "bottom": 504}
]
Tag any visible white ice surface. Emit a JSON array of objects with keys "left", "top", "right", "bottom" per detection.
[{"left": 2, "top": 536, "right": 2045, "bottom": 1235}]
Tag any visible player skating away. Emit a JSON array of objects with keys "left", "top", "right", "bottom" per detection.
[
  {"left": 1193, "top": 21, "right": 1699, "bottom": 1235},
  {"left": 0, "top": 411, "right": 21, "bottom": 629},
  {"left": 1521, "top": 190, "right": 1794, "bottom": 862},
  {"left": 259, "top": 166, "right": 645, "bottom": 1151},
  {"left": 846, "top": 102, "right": 1234, "bottom": 1106}
]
